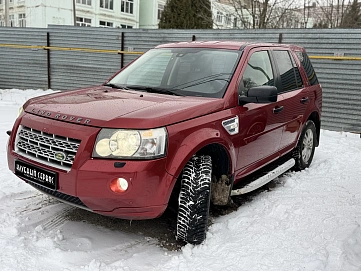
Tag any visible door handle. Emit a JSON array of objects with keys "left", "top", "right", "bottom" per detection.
[
  {"left": 273, "top": 106, "right": 284, "bottom": 114},
  {"left": 300, "top": 97, "right": 309, "bottom": 104}
]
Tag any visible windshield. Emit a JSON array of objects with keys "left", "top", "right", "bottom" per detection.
[{"left": 107, "top": 48, "right": 241, "bottom": 98}]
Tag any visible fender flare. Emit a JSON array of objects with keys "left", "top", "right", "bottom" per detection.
[{"left": 165, "top": 127, "right": 237, "bottom": 180}]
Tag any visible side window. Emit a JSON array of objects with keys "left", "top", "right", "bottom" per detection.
[
  {"left": 241, "top": 50, "right": 274, "bottom": 96},
  {"left": 295, "top": 51, "right": 319, "bottom": 86},
  {"left": 289, "top": 53, "right": 303, "bottom": 89},
  {"left": 273, "top": 50, "right": 302, "bottom": 93}
]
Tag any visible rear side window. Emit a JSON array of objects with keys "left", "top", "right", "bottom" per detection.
[
  {"left": 289, "top": 53, "right": 303, "bottom": 88},
  {"left": 295, "top": 51, "right": 319, "bottom": 86},
  {"left": 273, "top": 50, "right": 303, "bottom": 93}
]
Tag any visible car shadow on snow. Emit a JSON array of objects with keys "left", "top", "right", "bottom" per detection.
[
  {"left": 64, "top": 205, "right": 182, "bottom": 250},
  {"left": 61, "top": 177, "right": 286, "bottom": 251}
]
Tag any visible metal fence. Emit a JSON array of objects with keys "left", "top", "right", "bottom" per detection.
[
  {"left": 0, "top": 26, "right": 361, "bottom": 133},
  {"left": 0, "top": 27, "right": 48, "bottom": 89}
]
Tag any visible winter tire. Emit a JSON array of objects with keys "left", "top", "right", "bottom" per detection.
[
  {"left": 293, "top": 120, "right": 317, "bottom": 171},
  {"left": 176, "top": 155, "right": 212, "bottom": 245}
]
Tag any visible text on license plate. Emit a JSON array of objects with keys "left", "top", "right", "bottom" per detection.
[{"left": 15, "top": 160, "right": 58, "bottom": 190}]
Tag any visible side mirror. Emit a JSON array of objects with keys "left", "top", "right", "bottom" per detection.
[{"left": 239, "top": 86, "right": 278, "bottom": 105}]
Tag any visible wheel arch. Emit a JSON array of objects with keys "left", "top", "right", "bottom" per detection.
[
  {"left": 165, "top": 132, "right": 236, "bottom": 208},
  {"left": 167, "top": 140, "right": 235, "bottom": 181},
  {"left": 307, "top": 111, "right": 321, "bottom": 147},
  {"left": 197, "top": 143, "right": 232, "bottom": 181}
]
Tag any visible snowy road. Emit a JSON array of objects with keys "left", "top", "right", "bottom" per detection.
[{"left": 1, "top": 89, "right": 361, "bottom": 271}]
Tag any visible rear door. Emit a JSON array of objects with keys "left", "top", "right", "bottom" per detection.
[{"left": 270, "top": 49, "right": 308, "bottom": 153}]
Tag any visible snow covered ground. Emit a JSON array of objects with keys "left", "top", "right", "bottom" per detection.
[{"left": 1, "top": 89, "right": 361, "bottom": 271}]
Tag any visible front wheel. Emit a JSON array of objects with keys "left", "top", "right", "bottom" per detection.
[
  {"left": 293, "top": 120, "right": 317, "bottom": 171},
  {"left": 176, "top": 155, "right": 212, "bottom": 245}
]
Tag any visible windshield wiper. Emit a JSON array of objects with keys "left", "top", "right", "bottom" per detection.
[
  {"left": 171, "top": 73, "right": 232, "bottom": 90},
  {"left": 181, "top": 78, "right": 230, "bottom": 90},
  {"left": 126, "top": 85, "right": 184, "bottom": 96},
  {"left": 103, "top": 83, "right": 129, "bottom": 90}
]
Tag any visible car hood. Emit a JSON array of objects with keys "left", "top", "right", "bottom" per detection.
[{"left": 24, "top": 86, "right": 226, "bottom": 128}]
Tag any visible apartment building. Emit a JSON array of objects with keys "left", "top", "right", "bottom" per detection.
[
  {"left": 211, "top": 0, "right": 252, "bottom": 29},
  {"left": 0, "top": 0, "right": 140, "bottom": 28},
  {"left": 139, "top": 0, "right": 165, "bottom": 28},
  {"left": 0, "top": 0, "right": 251, "bottom": 29}
]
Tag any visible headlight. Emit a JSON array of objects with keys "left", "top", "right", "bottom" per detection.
[
  {"left": 92, "top": 127, "right": 167, "bottom": 159},
  {"left": 18, "top": 106, "right": 24, "bottom": 117}
]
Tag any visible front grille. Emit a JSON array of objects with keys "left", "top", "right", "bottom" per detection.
[
  {"left": 29, "top": 182, "right": 88, "bottom": 209},
  {"left": 15, "top": 126, "right": 81, "bottom": 171}
]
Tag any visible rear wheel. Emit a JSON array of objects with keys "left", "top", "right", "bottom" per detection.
[
  {"left": 293, "top": 120, "right": 317, "bottom": 171},
  {"left": 176, "top": 155, "right": 212, "bottom": 245}
]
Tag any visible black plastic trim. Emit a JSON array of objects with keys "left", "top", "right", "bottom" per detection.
[{"left": 28, "top": 181, "right": 88, "bottom": 209}]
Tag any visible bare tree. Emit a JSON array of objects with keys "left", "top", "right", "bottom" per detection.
[
  {"left": 311, "top": 0, "right": 352, "bottom": 28},
  {"left": 340, "top": 0, "right": 361, "bottom": 28},
  {"left": 215, "top": 0, "right": 356, "bottom": 29},
  {"left": 222, "top": 0, "right": 301, "bottom": 29},
  {"left": 264, "top": 0, "right": 301, "bottom": 28}
]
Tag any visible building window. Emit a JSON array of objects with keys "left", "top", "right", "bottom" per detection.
[
  {"left": 99, "top": 21, "right": 113, "bottom": 27},
  {"left": 18, "top": 13, "right": 25, "bottom": 27},
  {"left": 0, "top": 15, "right": 4, "bottom": 26},
  {"left": 76, "top": 17, "right": 91, "bottom": 27},
  {"left": 225, "top": 14, "right": 231, "bottom": 25},
  {"left": 120, "top": 24, "right": 133, "bottom": 29},
  {"left": 9, "top": 14, "right": 14, "bottom": 27},
  {"left": 158, "top": 4, "right": 164, "bottom": 20},
  {"left": 0, "top": 0, "right": 3, "bottom": 5},
  {"left": 121, "top": 0, "right": 133, "bottom": 14},
  {"left": 76, "top": 0, "right": 91, "bottom": 5},
  {"left": 100, "top": 0, "right": 113, "bottom": 10},
  {"left": 233, "top": 17, "right": 238, "bottom": 28},
  {"left": 216, "top": 11, "right": 223, "bottom": 23}
]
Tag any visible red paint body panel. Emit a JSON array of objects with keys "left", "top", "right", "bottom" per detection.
[
  {"left": 7, "top": 41, "right": 322, "bottom": 220},
  {"left": 7, "top": 114, "right": 175, "bottom": 219},
  {"left": 25, "top": 87, "right": 225, "bottom": 129}
]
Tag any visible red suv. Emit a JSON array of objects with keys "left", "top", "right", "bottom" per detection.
[{"left": 7, "top": 41, "right": 322, "bottom": 245}]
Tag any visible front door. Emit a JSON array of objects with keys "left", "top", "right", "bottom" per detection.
[{"left": 235, "top": 49, "right": 284, "bottom": 174}]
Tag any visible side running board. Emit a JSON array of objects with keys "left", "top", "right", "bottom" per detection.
[{"left": 231, "top": 158, "right": 295, "bottom": 196}]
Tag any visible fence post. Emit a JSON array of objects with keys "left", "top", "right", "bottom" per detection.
[
  {"left": 46, "top": 32, "right": 51, "bottom": 89},
  {"left": 278, "top": 33, "right": 283, "bottom": 44},
  {"left": 121, "top": 32, "right": 125, "bottom": 68},
  {"left": 192, "top": 35, "right": 196, "bottom": 41}
]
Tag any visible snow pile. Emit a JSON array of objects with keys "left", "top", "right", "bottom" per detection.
[{"left": 0, "top": 89, "right": 360, "bottom": 271}]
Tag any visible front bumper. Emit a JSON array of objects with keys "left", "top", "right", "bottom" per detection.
[{"left": 7, "top": 113, "right": 175, "bottom": 220}]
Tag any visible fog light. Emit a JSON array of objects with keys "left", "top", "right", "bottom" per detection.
[{"left": 110, "top": 178, "right": 129, "bottom": 193}]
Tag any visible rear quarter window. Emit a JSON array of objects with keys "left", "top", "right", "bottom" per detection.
[{"left": 295, "top": 51, "right": 319, "bottom": 86}]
